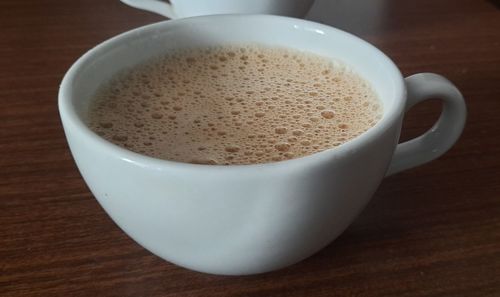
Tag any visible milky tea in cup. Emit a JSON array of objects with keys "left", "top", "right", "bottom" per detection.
[{"left": 87, "top": 45, "right": 382, "bottom": 165}]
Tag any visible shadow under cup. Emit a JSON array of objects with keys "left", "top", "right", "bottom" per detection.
[{"left": 59, "top": 15, "right": 406, "bottom": 275}]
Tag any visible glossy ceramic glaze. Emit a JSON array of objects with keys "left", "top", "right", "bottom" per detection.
[{"left": 120, "top": 0, "right": 315, "bottom": 18}]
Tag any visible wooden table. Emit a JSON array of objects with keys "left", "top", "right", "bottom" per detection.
[{"left": 1, "top": 0, "right": 499, "bottom": 296}]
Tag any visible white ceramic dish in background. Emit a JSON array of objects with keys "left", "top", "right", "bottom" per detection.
[
  {"left": 58, "top": 15, "right": 466, "bottom": 275},
  {"left": 120, "top": 0, "right": 315, "bottom": 19}
]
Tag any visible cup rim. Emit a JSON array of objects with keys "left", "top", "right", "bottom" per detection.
[{"left": 58, "top": 14, "right": 406, "bottom": 171}]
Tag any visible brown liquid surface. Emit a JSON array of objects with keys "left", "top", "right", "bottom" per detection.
[{"left": 87, "top": 45, "right": 382, "bottom": 165}]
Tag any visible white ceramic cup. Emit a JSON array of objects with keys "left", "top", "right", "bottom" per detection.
[
  {"left": 58, "top": 15, "right": 466, "bottom": 275},
  {"left": 119, "top": 0, "right": 315, "bottom": 18}
]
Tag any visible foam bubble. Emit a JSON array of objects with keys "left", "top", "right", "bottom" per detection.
[
  {"left": 321, "top": 110, "right": 335, "bottom": 119},
  {"left": 275, "top": 143, "right": 291, "bottom": 152},
  {"left": 225, "top": 145, "right": 240, "bottom": 153},
  {"left": 275, "top": 127, "right": 287, "bottom": 134}
]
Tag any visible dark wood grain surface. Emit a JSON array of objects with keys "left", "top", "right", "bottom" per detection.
[{"left": 1, "top": 0, "right": 499, "bottom": 296}]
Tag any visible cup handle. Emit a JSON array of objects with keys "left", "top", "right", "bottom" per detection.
[
  {"left": 119, "top": 0, "right": 177, "bottom": 19},
  {"left": 386, "top": 73, "right": 466, "bottom": 176}
]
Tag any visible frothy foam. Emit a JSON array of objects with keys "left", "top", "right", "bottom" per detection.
[{"left": 87, "top": 45, "right": 382, "bottom": 165}]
